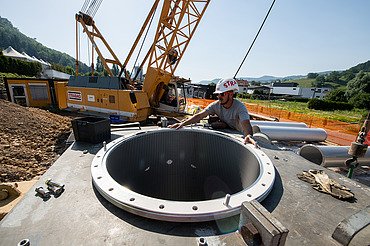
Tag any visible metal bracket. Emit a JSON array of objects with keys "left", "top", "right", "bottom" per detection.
[
  {"left": 239, "top": 200, "right": 289, "bottom": 246},
  {"left": 332, "top": 205, "right": 370, "bottom": 246}
]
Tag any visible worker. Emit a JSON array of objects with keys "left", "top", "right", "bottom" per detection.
[{"left": 169, "top": 78, "right": 256, "bottom": 145}]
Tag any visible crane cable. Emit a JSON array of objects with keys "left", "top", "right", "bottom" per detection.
[
  {"left": 81, "top": 0, "right": 90, "bottom": 13},
  {"left": 78, "top": 23, "right": 81, "bottom": 72},
  {"left": 233, "top": 0, "right": 277, "bottom": 79},
  {"left": 131, "top": 8, "right": 157, "bottom": 80},
  {"left": 87, "top": 0, "right": 103, "bottom": 17}
]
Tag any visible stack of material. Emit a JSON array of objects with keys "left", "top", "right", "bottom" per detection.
[{"left": 252, "top": 121, "right": 327, "bottom": 142}]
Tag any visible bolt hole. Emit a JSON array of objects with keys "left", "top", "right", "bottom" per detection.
[
  {"left": 266, "top": 162, "right": 270, "bottom": 165},
  {"left": 199, "top": 237, "right": 205, "bottom": 243},
  {"left": 19, "top": 239, "right": 29, "bottom": 246},
  {"left": 94, "top": 165, "right": 98, "bottom": 167},
  {"left": 262, "top": 183, "right": 266, "bottom": 186},
  {"left": 247, "top": 194, "right": 252, "bottom": 197},
  {"left": 268, "top": 172, "right": 271, "bottom": 175},
  {"left": 262, "top": 154, "right": 265, "bottom": 156},
  {"left": 159, "top": 205, "right": 164, "bottom": 209},
  {"left": 97, "top": 176, "right": 102, "bottom": 179},
  {"left": 130, "top": 198, "right": 135, "bottom": 201},
  {"left": 97, "top": 156, "right": 100, "bottom": 158},
  {"left": 192, "top": 206, "right": 198, "bottom": 210},
  {"left": 109, "top": 188, "right": 113, "bottom": 191}
]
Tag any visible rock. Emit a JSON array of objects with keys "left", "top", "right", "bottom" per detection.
[
  {"left": 0, "top": 184, "right": 21, "bottom": 199},
  {"left": 46, "top": 146, "right": 55, "bottom": 152},
  {"left": 0, "top": 212, "right": 7, "bottom": 220},
  {"left": 34, "top": 154, "right": 42, "bottom": 162},
  {"left": 0, "top": 189, "right": 9, "bottom": 201}
]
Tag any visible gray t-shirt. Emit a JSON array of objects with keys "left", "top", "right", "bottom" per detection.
[{"left": 205, "top": 99, "right": 250, "bottom": 133}]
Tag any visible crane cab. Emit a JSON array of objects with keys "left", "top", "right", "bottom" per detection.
[{"left": 156, "top": 80, "right": 189, "bottom": 117}]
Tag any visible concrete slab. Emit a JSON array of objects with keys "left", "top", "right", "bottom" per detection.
[
  {"left": 0, "top": 126, "right": 369, "bottom": 246},
  {"left": 259, "top": 143, "right": 370, "bottom": 245}
]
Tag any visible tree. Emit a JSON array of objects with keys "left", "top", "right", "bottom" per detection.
[
  {"left": 65, "top": 66, "right": 75, "bottom": 75},
  {"left": 349, "top": 93, "right": 370, "bottom": 109},
  {"left": 345, "top": 71, "right": 370, "bottom": 99},
  {"left": 96, "top": 57, "right": 103, "bottom": 73},
  {"left": 324, "top": 88, "right": 347, "bottom": 102},
  {"left": 341, "top": 70, "right": 355, "bottom": 82},
  {"left": 0, "top": 16, "right": 90, "bottom": 73},
  {"left": 250, "top": 81, "right": 261, "bottom": 86},
  {"left": 326, "top": 71, "right": 341, "bottom": 83},
  {"left": 111, "top": 64, "right": 119, "bottom": 76},
  {"left": 307, "top": 72, "right": 319, "bottom": 79},
  {"left": 312, "top": 75, "right": 325, "bottom": 88},
  {"left": 0, "top": 55, "right": 41, "bottom": 76}
]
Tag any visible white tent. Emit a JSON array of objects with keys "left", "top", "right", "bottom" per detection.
[
  {"left": 21, "top": 52, "right": 39, "bottom": 63},
  {"left": 39, "top": 59, "right": 51, "bottom": 66},
  {"left": 2, "top": 46, "right": 27, "bottom": 60},
  {"left": 2, "top": 46, "right": 51, "bottom": 66},
  {"left": 31, "top": 56, "right": 40, "bottom": 62}
]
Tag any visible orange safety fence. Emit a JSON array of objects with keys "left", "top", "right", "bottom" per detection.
[
  {"left": 187, "top": 98, "right": 215, "bottom": 109},
  {"left": 187, "top": 98, "right": 361, "bottom": 136}
]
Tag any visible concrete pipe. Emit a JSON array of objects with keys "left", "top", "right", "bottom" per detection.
[
  {"left": 298, "top": 144, "right": 370, "bottom": 167},
  {"left": 251, "top": 120, "right": 308, "bottom": 128},
  {"left": 91, "top": 128, "right": 275, "bottom": 222},
  {"left": 252, "top": 125, "right": 327, "bottom": 142}
]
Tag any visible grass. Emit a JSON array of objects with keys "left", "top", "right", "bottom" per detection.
[
  {"left": 285, "top": 78, "right": 345, "bottom": 89},
  {"left": 243, "top": 99, "right": 367, "bottom": 124},
  {"left": 285, "top": 78, "right": 315, "bottom": 88}
]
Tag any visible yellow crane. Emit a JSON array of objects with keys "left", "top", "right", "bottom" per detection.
[{"left": 57, "top": 0, "right": 210, "bottom": 123}]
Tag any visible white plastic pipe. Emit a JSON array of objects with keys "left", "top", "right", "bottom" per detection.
[
  {"left": 252, "top": 125, "right": 327, "bottom": 142},
  {"left": 298, "top": 144, "right": 370, "bottom": 167},
  {"left": 251, "top": 120, "right": 308, "bottom": 128}
]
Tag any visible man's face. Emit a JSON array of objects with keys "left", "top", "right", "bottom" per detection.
[{"left": 216, "top": 91, "right": 232, "bottom": 105}]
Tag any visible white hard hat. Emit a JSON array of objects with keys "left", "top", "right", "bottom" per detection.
[{"left": 213, "top": 78, "right": 239, "bottom": 94}]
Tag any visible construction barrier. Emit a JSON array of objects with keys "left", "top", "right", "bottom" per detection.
[{"left": 186, "top": 98, "right": 361, "bottom": 136}]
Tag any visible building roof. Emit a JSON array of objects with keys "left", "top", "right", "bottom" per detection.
[
  {"left": 236, "top": 79, "right": 249, "bottom": 86},
  {"left": 248, "top": 85, "right": 271, "bottom": 90},
  {"left": 272, "top": 82, "right": 299, "bottom": 87}
]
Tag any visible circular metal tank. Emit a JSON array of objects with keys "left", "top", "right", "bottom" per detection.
[{"left": 91, "top": 128, "right": 275, "bottom": 222}]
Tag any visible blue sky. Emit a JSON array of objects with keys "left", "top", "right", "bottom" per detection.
[{"left": 1, "top": 0, "right": 370, "bottom": 82}]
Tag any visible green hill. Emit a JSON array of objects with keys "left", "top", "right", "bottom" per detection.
[
  {"left": 284, "top": 60, "right": 370, "bottom": 89},
  {"left": 0, "top": 17, "right": 89, "bottom": 73}
]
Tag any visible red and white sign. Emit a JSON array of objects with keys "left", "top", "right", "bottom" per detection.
[
  {"left": 68, "top": 91, "right": 82, "bottom": 101},
  {"left": 223, "top": 79, "right": 237, "bottom": 88}
]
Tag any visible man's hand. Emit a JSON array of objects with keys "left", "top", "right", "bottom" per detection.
[
  {"left": 168, "top": 122, "right": 184, "bottom": 129},
  {"left": 244, "top": 135, "right": 257, "bottom": 147}
]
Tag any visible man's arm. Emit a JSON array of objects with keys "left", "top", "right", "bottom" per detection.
[
  {"left": 240, "top": 119, "right": 256, "bottom": 145},
  {"left": 169, "top": 109, "right": 209, "bottom": 129}
]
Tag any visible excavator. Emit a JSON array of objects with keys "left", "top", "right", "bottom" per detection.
[{"left": 56, "top": 0, "right": 211, "bottom": 123}]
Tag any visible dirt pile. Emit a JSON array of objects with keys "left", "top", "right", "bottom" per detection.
[{"left": 0, "top": 99, "right": 72, "bottom": 182}]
